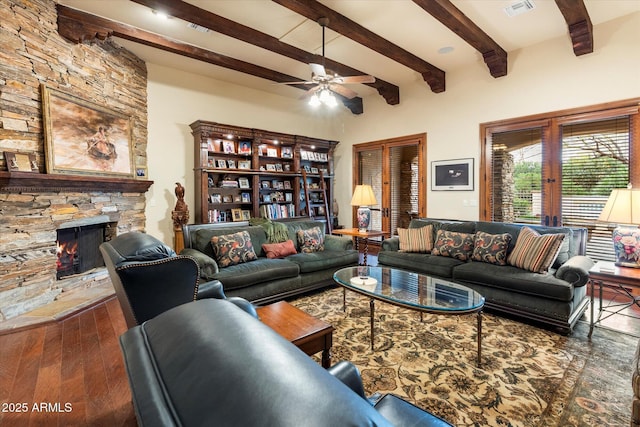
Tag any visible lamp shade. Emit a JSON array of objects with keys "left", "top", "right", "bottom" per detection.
[
  {"left": 599, "top": 188, "right": 640, "bottom": 268},
  {"left": 598, "top": 188, "right": 640, "bottom": 225},
  {"left": 350, "top": 185, "right": 377, "bottom": 207}
]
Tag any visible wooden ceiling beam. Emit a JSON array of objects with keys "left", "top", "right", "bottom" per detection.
[
  {"left": 412, "top": 0, "right": 507, "bottom": 78},
  {"left": 554, "top": 0, "right": 593, "bottom": 56},
  {"left": 271, "top": 0, "right": 446, "bottom": 93},
  {"left": 131, "top": 0, "right": 399, "bottom": 105},
  {"left": 56, "top": 5, "right": 363, "bottom": 114}
]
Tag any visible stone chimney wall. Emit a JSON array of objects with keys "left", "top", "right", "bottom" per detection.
[{"left": 0, "top": 0, "right": 149, "bottom": 320}]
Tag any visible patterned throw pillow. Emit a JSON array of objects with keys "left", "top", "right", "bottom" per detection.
[
  {"left": 262, "top": 239, "right": 297, "bottom": 259},
  {"left": 431, "top": 230, "right": 475, "bottom": 261},
  {"left": 398, "top": 225, "right": 433, "bottom": 253},
  {"left": 507, "top": 226, "right": 565, "bottom": 273},
  {"left": 472, "top": 231, "right": 512, "bottom": 265},
  {"left": 296, "top": 227, "right": 325, "bottom": 253},
  {"left": 210, "top": 231, "right": 258, "bottom": 268}
]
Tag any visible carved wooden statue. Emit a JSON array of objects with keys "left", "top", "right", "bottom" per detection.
[{"left": 172, "top": 182, "right": 189, "bottom": 253}]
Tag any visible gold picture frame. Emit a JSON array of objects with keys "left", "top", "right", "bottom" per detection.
[
  {"left": 231, "top": 208, "right": 243, "bottom": 222},
  {"left": 41, "top": 84, "right": 134, "bottom": 177},
  {"left": 4, "top": 151, "right": 39, "bottom": 172}
]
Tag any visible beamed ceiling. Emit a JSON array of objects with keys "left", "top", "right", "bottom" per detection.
[{"left": 56, "top": 0, "right": 639, "bottom": 114}]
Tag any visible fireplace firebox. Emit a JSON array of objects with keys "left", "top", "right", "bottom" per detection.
[{"left": 56, "top": 222, "right": 112, "bottom": 280}]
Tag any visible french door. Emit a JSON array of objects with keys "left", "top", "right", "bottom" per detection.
[
  {"left": 481, "top": 102, "right": 638, "bottom": 262},
  {"left": 353, "top": 134, "right": 426, "bottom": 236}
]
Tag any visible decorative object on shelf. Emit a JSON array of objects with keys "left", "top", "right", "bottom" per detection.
[
  {"left": 172, "top": 182, "right": 189, "bottom": 253},
  {"left": 281, "top": 146, "right": 293, "bottom": 158},
  {"left": 4, "top": 151, "right": 39, "bottom": 172},
  {"left": 238, "top": 177, "right": 250, "bottom": 188},
  {"left": 231, "top": 208, "right": 243, "bottom": 221},
  {"left": 238, "top": 140, "right": 251, "bottom": 154},
  {"left": 238, "top": 160, "right": 251, "bottom": 169},
  {"left": 431, "top": 158, "right": 474, "bottom": 191},
  {"left": 351, "top": 184, "right": 377, "bottom": 233},
  {"left": 41, "top": 84, "right": 134, "bottom": 177},
  {"left": 598, "top": 185, "right": 640, "bottom": 268},
  {"left": 223, "top": 140, "right": 235, "bottom": 153}
]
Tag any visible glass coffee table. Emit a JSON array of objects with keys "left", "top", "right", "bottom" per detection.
[{"left": 334, "top": 266, "right": 485, "bottom": 366}]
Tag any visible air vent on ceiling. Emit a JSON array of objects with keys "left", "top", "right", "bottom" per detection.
[
  {"left": 186, "top": 22, "right": 210, "bottom": 33},
  {"left": 504, "top": 0, "right": 536, "bottom": 17}
]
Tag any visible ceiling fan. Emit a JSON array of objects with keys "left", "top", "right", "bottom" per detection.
[{"left": 281, "top": 17, "right": 375, "bottom": 106}]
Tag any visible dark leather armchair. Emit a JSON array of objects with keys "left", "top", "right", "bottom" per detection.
[{"left": 100, "top": 231, "right": 256, "bottom": 328}]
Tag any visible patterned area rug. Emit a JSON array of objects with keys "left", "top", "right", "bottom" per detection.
[{"left": 289, "top": 288, "right": 636, "bottom": 427}]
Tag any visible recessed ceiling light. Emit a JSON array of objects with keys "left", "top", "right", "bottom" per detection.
[
  {"left": 152, "top": 10, "right": 169, "bottom": 19},
  {"left": 438, "top": 46, "right": 454, "bottom": 54}
]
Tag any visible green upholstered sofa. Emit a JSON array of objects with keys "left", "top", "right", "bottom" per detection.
[
  {"left": 181, "top": 219, "right": 358, "bottom": 304},
  {"left": 378, "top": 218, "right": 594, "bottom": 333}
]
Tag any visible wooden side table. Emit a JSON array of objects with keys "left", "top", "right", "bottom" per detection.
[
  {"left": 332, "top": 228, "right": 389, "bottom": 266},
  {"left": 588, "top": 261, "right": 640, "bottom": 338},
  {"left": 257, "top": 301, "right": 334, "bottom": 368}
]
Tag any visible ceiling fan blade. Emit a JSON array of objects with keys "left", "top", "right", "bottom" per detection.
[
  {"left": 329, "top": 84, "right": 358, "bottom": 99},
  {"left": 310, "top": 63, "right": 326, "bottom": 77},
  {"left": 335, "top": 75, "right": 376, "bottom": 84},
  {"left": 275, "top": 80, "right": 315, "bottom": 85}
]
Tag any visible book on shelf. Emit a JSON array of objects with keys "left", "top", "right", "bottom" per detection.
[
  {"left": 220, "top": 180, "right": 238, "bottom": 188},
  {"left": 260, "top": 203, "right": 295, "bottom": 220}
]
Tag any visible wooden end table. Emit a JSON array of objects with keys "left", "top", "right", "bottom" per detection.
[
  {"left": 257, "top": 301, "right": 334, "bottom": 368},
  {"left": 588, "top": 261, "right": 640, "bottom": 338},
  {"left": 332, "top": 228, "right": 389, "bottom": 266}
]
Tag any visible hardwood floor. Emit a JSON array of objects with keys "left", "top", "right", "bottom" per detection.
[
  {"left": 0, "top": 297, "right": 136, "bottom": 427},
  {"left": 1, "top": 263, "right": 638, "bottom": 427}
]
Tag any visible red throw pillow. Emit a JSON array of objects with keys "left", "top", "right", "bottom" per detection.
[{"left": 262, "top": 239, "right": 297, "bottom": 259}]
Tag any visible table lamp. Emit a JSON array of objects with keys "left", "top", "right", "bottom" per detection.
[
  {"left": 598, "top": 186, "right": 640, "bottom": 268},
  {"left": 351, "top": 184, "right": 377, "bottom": 233}
]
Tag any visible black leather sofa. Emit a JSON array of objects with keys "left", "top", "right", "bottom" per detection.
[
  {"left": 119, "top": 298, "right": 453, "bottom": 427},
  {"left": 378, "top": 218, "right": 594, "bottom": 333}
]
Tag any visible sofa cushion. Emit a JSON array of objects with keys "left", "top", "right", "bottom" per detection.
[
  {"left": 212, "top": 258, "right": 300, "bottom": 290},
  {"left": 262, "top": 239, "right": 297, "bottom": 259},
  {"left": 507, "top": 226, "right": 565, "bottom": 273},
  {"left": 471, "top": 231, "right": 512, "bottom": 265},
  {"left": 192, "top": 225, "right": 269, "bottom": 258},
  {"left": 398, "top": 225, "right": 433, "bottom": 253},
  {"left": 377, "top": 251, "right": 463, "bottom": 278},
  {"left": 211, "top": 231, "right": 258, "bottom": 268},
  {"left": 287, "top": 250, "right": 359, "bottom": 273},
  {"left": 431, "top": 230, "right": 475, "bottom": 261},
  {"left": 475, "top": 221, "right": 574, "bottom": 269},
  {"left": 453, "top": 262, "right": 574, "bottom": 302},
  {"left": 297, "top": 227, "right": 325, "bottom": 253}
]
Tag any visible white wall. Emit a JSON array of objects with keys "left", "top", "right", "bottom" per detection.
[
  {"left": 334, "top": 12, "right": 640, "bottom": 225},
  {"left": 145, "top": 64, "right": 346, "bottom": 244},
  {"left": 145, "top": 12, "right": 639, "bottom": 244}
]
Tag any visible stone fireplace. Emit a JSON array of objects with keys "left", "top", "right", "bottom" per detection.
[
  {"left": 0, "top": 175, "right": 152, "bottom": 321},
  {"left": 0, "top": 0, "right": 152, "bottom": 322}
]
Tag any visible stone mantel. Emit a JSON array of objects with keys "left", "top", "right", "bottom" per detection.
[{"left": 0, "top": 171, "right": 153, "bottom": 193}]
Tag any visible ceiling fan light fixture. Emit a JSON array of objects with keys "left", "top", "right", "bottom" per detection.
[{"left": 308, "top": 93, "right": 321, "bottom": 107}]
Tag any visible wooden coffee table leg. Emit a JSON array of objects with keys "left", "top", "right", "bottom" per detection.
[
  {"left": 477, "top": 310, "right": 482, "bottom": 367},
  {"left": 343, "top": 287, "right": 346, "bottom": 312},
  {"left": 370, "top": 299, "right": 375, "bottom": 350}
]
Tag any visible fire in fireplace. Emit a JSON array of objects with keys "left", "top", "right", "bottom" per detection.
[{"left": 56, "top": 223, "right": 110, "bottom": 280}]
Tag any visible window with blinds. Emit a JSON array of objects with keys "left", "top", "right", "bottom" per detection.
[{"left": 561, "top": 117, "right": 631, "bottom": 261}]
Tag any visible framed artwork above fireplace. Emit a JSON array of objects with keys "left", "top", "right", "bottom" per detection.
[{"left": 41, "top": 84, "right": 135, "bottom": 177}]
